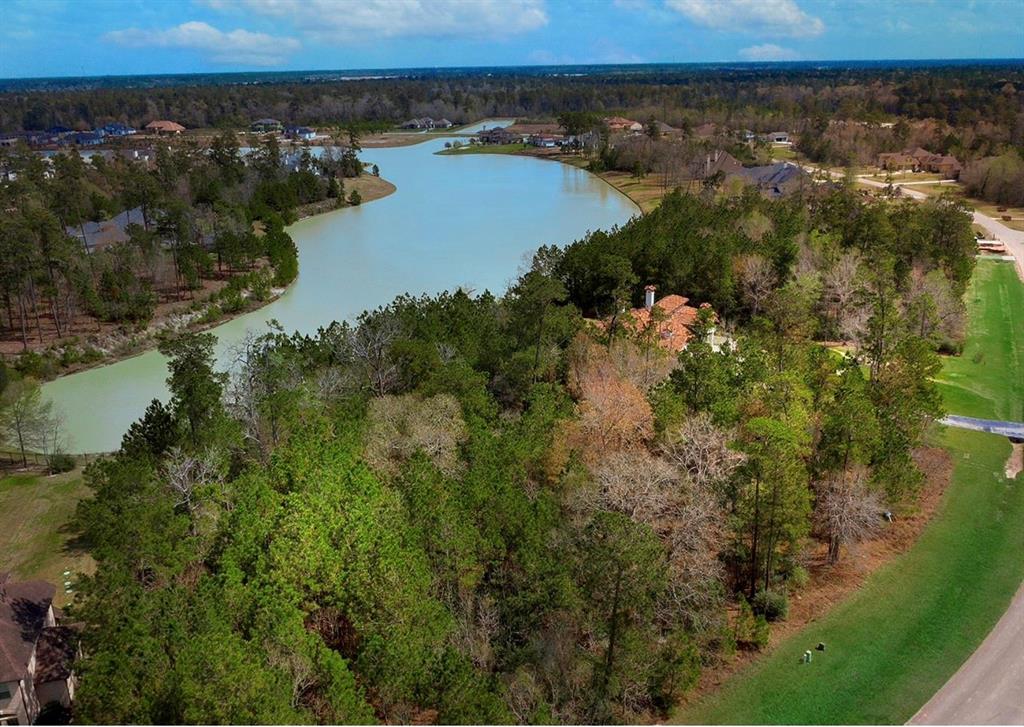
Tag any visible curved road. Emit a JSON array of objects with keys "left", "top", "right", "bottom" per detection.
[
  {"left": 909, "top": 584, "right": 1024, "bottom": 725},
  {"left": 805, "top": 164, "right": 1024, "bottom": 724}
]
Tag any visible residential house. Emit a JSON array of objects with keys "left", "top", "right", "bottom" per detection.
[
  {"left": 693, "top": 122, "right": 719, "bottom": 139},
  {"left": 101, "top": 123, "right": 136, "bottom": 137},
  {"left": 612, "top": 286, "right": 703, "bottom": 354},
  {"left": 476, "top": 127, "right": 519, "bottom": 145},
  {"left": 434, "top": 118, "right": 454, "bottom": 129},
  {"left": 400, "top": 117, "right": 435, "bottom": 130},
  {"left": 687, "top": 149, "right": 744, "bottom": 181},
  {"left": 898, "top": 147, "right": 962, "bottom": 178},
  {"left": 877, "top": 151, "right": 918, "bottom": 172},
  {"left": 604, "top": 116, "right": 643, "bottom": 133},
  {"left": 70, "top": 131, "right": 105, "bottom": 147},
  {"left": 765, "top": 131, "right": 791, "bottom": 145},
  {"left": 737, "top": 161, "right": 807, "bottom": 198},
  {"left": 250, "top": 118, "right": 283, "bottom": 134},
  {"left": 144, "top": 120, "right": 185, "bottom": 135},
  {"left": 65, "top": 206, "right": 144, "bottom": 253},
  {"left": 528, "top": 133, "right": 564, "bottom": 148},
  {"left": 0, "top": 575, "right": 77, "bottom": 726},
  {"left": 285, "top": 125, "right": 317, "bottom": 141}
]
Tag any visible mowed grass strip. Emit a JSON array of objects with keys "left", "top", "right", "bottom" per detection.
[
  {"left": 677, "top": 260, "right": 1024, "bottom": 724},
  {"left": 934, "top": 259, "right": 1024, "bottom": 421},
  {"left": 676, "top": 428, "right": 1023, "bottom": 725},
  {"left": 0, "top": 468, "right": 94, "bottom": 605}
]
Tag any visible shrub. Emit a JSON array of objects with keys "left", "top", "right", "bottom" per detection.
[
  {"left": 47, "top": 452, "right": 76, "bottom": 474},
  {"left": 752, "top": 590, "right": 789, "bottom": 622}
]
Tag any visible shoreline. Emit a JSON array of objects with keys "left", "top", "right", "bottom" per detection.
[
  {"left": 14, "top": 175, "right": 397, "bottom": 384},
  {"left": 438, "top": 144, "right": 658, "bottom": 214}
]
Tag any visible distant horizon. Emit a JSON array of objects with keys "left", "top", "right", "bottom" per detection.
[{"left": 2, "top": 57, "right": 1022, "bottom": 87}]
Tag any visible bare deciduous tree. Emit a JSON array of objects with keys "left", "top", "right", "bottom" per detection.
[
  {"left": 660, "top": 413, "right": 745, "bottom": 492},
  {"left": 363, "top": 393, "right": 468, "bottom": 478},
  {"left": 737, "top": 254, "right": 776, "bottom": 316},
  {"left": 0, "top": 378, "right": 56, "bottom": 467},
  {"left": 823, "top": 251, "right": 866, "bottom": 342},
  {"left": 814, "top": 467, "right": 886, "bottom": 563},
  {"left": 163, "top": 447, "right": 219, "bottom": 535}
]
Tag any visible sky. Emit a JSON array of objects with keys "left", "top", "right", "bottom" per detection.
[{"left": 1, "top": 0, "right": 1022, "bottom": 79}]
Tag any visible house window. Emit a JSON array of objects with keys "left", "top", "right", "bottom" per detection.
[{"left": 0, "top": 683, "right": 11, "bottom": 700}]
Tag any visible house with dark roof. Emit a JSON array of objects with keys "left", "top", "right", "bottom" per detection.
[
  {"left": 476, "top": 127, "right": 519, "bottom": 145},
  {"left": 0, "top": 574, "right": 77, "bottom": 726},
  {"left": 101, "top": 123, "right": 136, "bottom": 137},
  {"left": 687, "top": 150, "right": 744, "bottom": 181},
  {"left": 65, "top": 206, "right": 144, "bottom": 253},
  {"left": 250, "top": 118, "right": 283, "bottom": 134},
  {"left": 285, "top": 125, "right": 317, "bottom": 141},
  {"left": 737, "top": 162, "right": 807, "bottom": 198}
]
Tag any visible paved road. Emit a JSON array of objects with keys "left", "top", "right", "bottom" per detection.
[
  {"left": 941, "top": 415, "right": 1024, "bottom": 440},
  {"left": 803, "top": 163, "right": 1024, "bottom": 724},
  {"left": 909, "top": 584, "right": 1024, "bottom": 725},
  {"left": 851, "top": 175, "right": 1024, "bottom": 282}
]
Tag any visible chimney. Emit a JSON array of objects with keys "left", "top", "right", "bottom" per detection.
[{"left": 644, "top": 285, "right": 657, "bottom": 310}]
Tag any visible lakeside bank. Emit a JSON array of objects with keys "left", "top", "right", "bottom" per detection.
[{"left": 4, "top": 173, "right": 397, "bottom": 383}]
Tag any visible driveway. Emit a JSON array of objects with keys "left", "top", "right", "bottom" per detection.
[
  {"left": 941, "top": 415, "right": 1024, "bottom": 440},
  {"left": 909, "top": 584, "right": 1024, "bottom": 725}
]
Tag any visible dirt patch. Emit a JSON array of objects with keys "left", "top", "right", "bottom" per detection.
[
  {"left": 1006, "top": 442, "right": 1023, "bottom": 480},
  {"left": 680, "top": 446, "right": 954, "bottom": 705}
]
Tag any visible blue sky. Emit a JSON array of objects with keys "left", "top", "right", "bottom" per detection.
[{"left": 1, "top": 0, "right": 1022, "bottom": 78}]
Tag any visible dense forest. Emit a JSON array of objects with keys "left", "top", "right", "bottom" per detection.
[
  {"left": 65, "top": 178, "right": 975, "bottom": 723},
  {"left": 0, "top": 131, "right": 367, "bottom": 378}
]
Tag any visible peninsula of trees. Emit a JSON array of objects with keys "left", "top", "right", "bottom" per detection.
[{"left": 68, "top": 177, "right": 975, "bottom": 723}]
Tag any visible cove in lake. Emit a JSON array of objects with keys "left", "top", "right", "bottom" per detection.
[{"left": 43, "top": 131, "right": 639, "bottom": 453}]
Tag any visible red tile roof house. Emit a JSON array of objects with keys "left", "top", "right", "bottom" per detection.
[
  {"left": 144, "top": 119, "right": 185, "bottom": 136},
  {"left": 0, "top": 575, "right": 77, "bottom": 726},
  {"left": 602, "top": 286, "right": 704, "bottom": 354}
]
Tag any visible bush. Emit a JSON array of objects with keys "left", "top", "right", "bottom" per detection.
[
  {"left": 734, "top": 596, "right": 772, "bottom": 649},
  {"left": 47, "top": 452, "right": 76, "bottom": 474},
  {"left": 752, "top": 590, "right": 789, "bottom": 622},
  {"left": 788, "top": 564, "right": 810, "bottom": 590}
]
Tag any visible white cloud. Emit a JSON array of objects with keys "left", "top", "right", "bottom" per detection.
[
  {"left": 201, "top": 0, "right": 548, "bottom": 42},
  {"left": 738, "top": 43, "right": 800, "bottom": 61},
  {"left": 104, "top": 21, "right": 300, "bottom": 66},
  {"left": 666, "top": 0, "right": 824, "bottom": 37}
]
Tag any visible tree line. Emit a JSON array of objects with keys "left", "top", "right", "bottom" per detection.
[{"left": 66, "top": 176, "right": 975, "bottom": 723}]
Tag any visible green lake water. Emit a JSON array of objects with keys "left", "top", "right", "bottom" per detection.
[{"left": 43, "top": 131, "right": 638, "bottom": 452}]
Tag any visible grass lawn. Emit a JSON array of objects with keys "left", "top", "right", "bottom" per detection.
[
  {"left": 436, "top": 142, "right": 528, "bottom": 155},
  {"left": 676, "top": 259, "right": 1024, "bottom": 724},
  {"left": 0, "top": 467, "right": 93, "bottom": 606},
  {"left": 934, "top": 259, "right": 1024, "bottom": 422}
]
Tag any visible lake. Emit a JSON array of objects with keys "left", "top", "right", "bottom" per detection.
[{"left": 42, "top": 130, "right": 639, "bottom": 453}]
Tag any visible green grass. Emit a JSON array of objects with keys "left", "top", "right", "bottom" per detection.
[
  {"left": 676, "top": 258, "right": 1024, "bottom": 724},
  {"left": 934, "top": 260, "right": 1024, "bottom": 422},
  {"left": 435, "top": 142, "right": 527, "bottom": 155},
  {"left": 677, "top": 426, "right": 1023, "bottom": 724},
  {"left": 0, "top": 468, "right": 93, "bottom": 605}
]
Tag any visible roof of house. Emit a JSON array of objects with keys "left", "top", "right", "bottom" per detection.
[
  {"left": 0, "top": 576, "right": 56, "bottom": 683},
  {"left": 66, "top": 206, "right": 143, "bottom": 252},
  {"left": 622, "top": 290, "right": 701, "bottom": 353},
  {"left": 252, "top": 118, "right": 281, "bottom": 125},
  {"left": 145, "top": 120, "right": 185, "bottom": 132},
  {"left": 34, "top": 626, "right": 76, "bottom": 684},
  {"left": 738, "top": 162, "right": 806, "bottom": 197},
  {"left": 689, "top": 150, "right": 743, "bottom": 179},
  {"left": 605, "top": 116, "right": 640, "bottom": 128}
]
